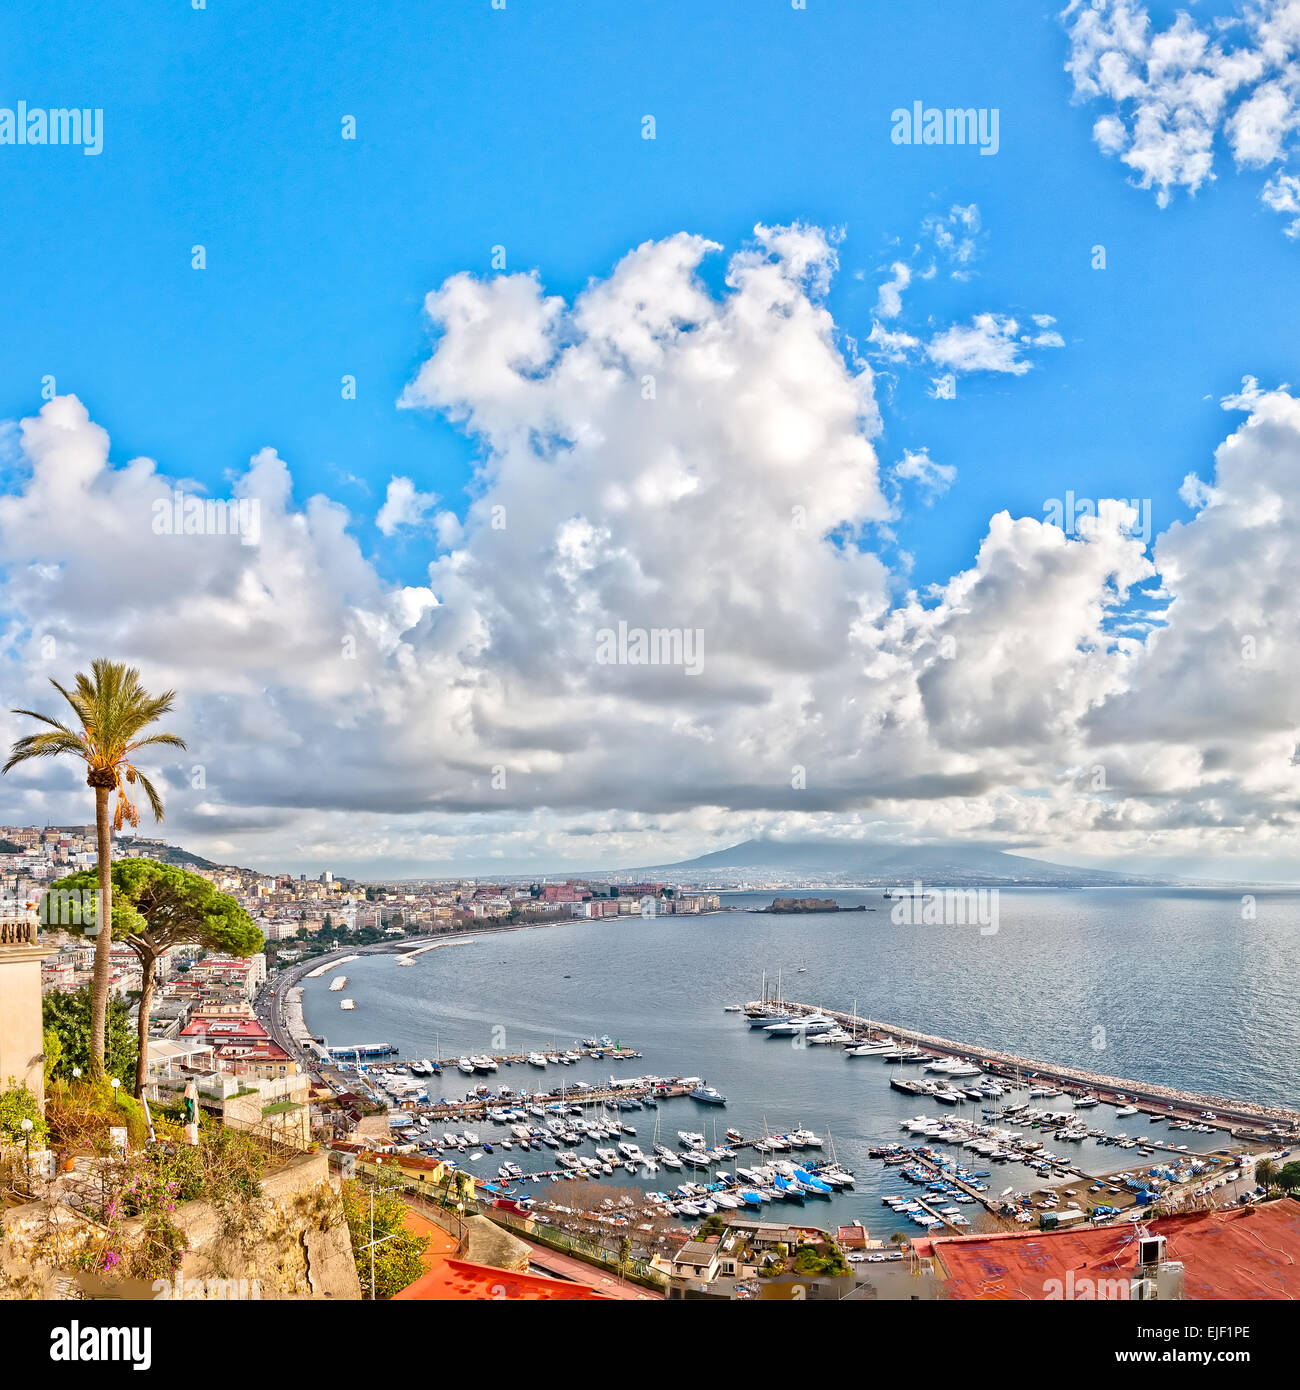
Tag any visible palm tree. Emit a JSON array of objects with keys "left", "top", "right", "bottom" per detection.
[{"left": 4, "top": 660, "right": 185, "bottom": 1078}]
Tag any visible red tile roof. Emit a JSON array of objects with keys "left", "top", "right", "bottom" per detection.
[
  {"left": 930, "top": 1199, "right": 1300, "bottom": 1300},
  {"left": 392, "top": 1258, "right": 611, "bottom": 1301}
]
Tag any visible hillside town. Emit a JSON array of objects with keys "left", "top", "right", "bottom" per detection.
[{"left": 1, "top": 823, "right": 720, "bottom": 992}]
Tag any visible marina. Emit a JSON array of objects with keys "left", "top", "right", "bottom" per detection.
[{"left": 300, "top": 890, "right": 1300, "bottom": 1234}]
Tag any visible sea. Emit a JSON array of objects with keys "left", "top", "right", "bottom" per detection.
[{"left": 299, "top": 887, "right": 1299, "bottom": 1233}]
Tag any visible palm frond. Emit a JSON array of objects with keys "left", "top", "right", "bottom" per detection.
[
  {"left": 128, "top": 732, "right": 188, "bottom": 753},
  {"left": 133, "top": 769, "right": 167, "bottom": 823},
  {"left": 9, "top": 707, "right": 79, "bottom": 735},
  {"left": 3, "top": 729, "right": 86, "bottom": 773},
  {"left": 6, "top": 661, "right": 184, "bottom": 813}
]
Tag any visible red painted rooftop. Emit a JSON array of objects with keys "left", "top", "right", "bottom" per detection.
[
  {"left": 392, "top": 1258, "right": 611, "bottom": 1301},
  {"left": 180, "top": 1018, "right": 270, "bottom": 1039},
  {"left": 929, "top": 1199, "right": 1300, "bottom": 1300}
]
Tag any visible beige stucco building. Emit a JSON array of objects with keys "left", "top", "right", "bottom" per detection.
[{"left": 0, "top": 909, "right": 49, "bottom": 1109}]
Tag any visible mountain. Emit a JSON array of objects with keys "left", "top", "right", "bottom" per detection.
[{"left": 630, "top": 837, "right": 1171, "bottom": 888}]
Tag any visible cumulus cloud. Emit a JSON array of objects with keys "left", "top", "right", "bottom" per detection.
[
  {"left": 376, "top": 476, "right": 441, "bottom": 535},
  {"left": 1062, "top": 0, "right": 1300, "bottom": 232},
  {"left": 0, "top": 225, "right": 1294, "bottom": 874},
  {"left": 892, "top": 448, "right": 956, "bottom": 499}
]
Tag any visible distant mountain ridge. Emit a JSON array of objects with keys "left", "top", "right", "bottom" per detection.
[
  {"left": 116, "top": 837, "right": 223, "bottom": 871},
  {"left": 630, "top": 836, "right": 1172, "bottom": 887}
]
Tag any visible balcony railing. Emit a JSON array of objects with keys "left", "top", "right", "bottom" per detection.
[{"left": 0, "top": 917, "right": 39, "bottom": 947}]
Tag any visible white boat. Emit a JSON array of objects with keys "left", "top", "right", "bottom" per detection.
[
  {"left": 763, "top": 1012, "right": 837, "bottom": 1036},
  {"left": 926, "top": 1057, "right": 983, "bottom": 1077},
  {"left": 457, "top": 1058, "right": 476, "bottom": 1075},
  {"left": 527, "top": 1052, "right": 547, "bottom": 1067},
  {"left": 339, "top": 999, "right": 355, "bottom": 1010}
]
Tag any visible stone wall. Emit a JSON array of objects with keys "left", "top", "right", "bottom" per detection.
[{"left": 0, "top": 1150, "right": 362, "bottom": 1300}]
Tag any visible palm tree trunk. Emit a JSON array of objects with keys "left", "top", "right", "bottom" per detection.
[
  {"left": 134, "top": 950, "right": 156, "bottom": 1098},
  {"left": 88, "top": 783, "right": 113, "bottom": 1079}
]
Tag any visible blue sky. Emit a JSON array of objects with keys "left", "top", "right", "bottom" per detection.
[
  {"left": 3, "top": 0, "right": 1287, "bottom": 593},
  {"left": 2, "top": 1, "right": 1300, "bottom": 877}
]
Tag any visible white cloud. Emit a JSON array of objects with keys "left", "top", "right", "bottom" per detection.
[
  {"left": 1062, "top": 0, "right": 1300, "bottom": 232},
  {"left": 866, "top": 321, "right": 920, "bottom": 362},
  {"left": 874, "top": 260, "right": 912, "bottom": 318},
  {"left": 1, "top": 226, "right": 1296, "bottom": 873},
  {"left": 893, "top": 448, "right": 956, "bottom": 499},
  {"left": 926, "top": 312, "right": 1061, "bottom": 376},
  {"left": 923, "top": 203, "right": 982, "bottom": 273},
  {"left": 376, "top": 476, "right": 441, "bottom": 535},
  {"left": 1261, "top": 171, "right": 1300, "bottom": 235}
]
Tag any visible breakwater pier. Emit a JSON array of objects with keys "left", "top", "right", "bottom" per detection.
[{"left": 764, "top": 1001, "right": 1300, "bottom": 1139}]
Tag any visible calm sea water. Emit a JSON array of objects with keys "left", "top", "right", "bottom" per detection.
[{"left": 301, "top": 887, "right": 1299, "bottom": 1232}]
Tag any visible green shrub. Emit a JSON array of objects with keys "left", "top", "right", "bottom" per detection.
[{"left": 0, "top": 1081, "right": 48, "bottom": 1147}]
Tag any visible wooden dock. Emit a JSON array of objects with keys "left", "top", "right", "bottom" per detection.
[{"left": 409, "top": 1081, "right": 678, "bottom": 1121}]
